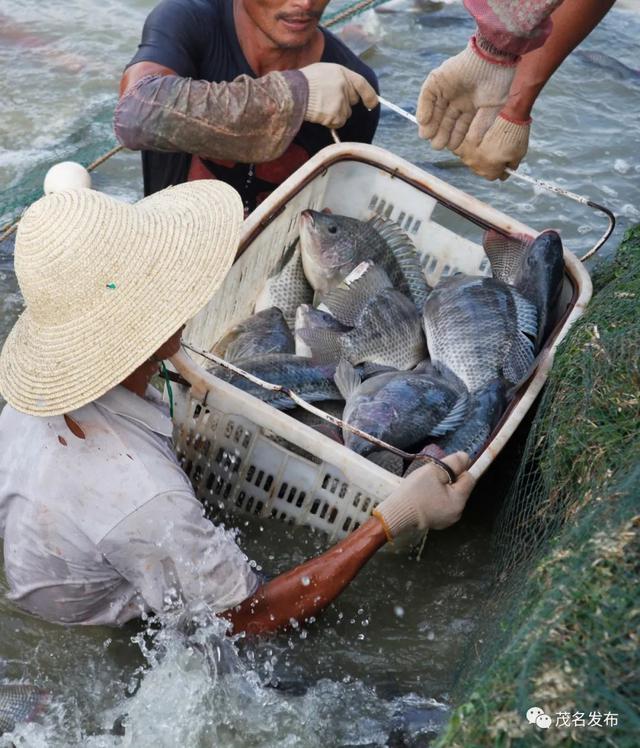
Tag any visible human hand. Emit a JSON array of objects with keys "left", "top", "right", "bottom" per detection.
[
  {"left": 300, "top": 63, "right": 378, "bottom": 129},
  {"left": 416, "top": 36, "right": 518, "bottom": 152},
  {"left": 454, "top": 114, "right": 530, "bottom": 180},
  {"left": 373, "top": 452, "right": 476, "bottom": 540}
]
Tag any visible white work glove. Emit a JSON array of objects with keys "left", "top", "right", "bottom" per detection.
[
  {"left": 372, "top": 452, "right": 475, "bottom": 540},
  {"left": 454, "top": 114, "right": 531, "bottom": 180},
  {"left": 417, "top": 35, "right": 518, "bottom": 152},
  {"left": 300, "top": 62, "right": 379, "bottom": 129}
]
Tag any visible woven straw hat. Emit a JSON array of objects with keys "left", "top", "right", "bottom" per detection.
[{"left": 0, "top": 181, "right": 243, "bottom": 416}]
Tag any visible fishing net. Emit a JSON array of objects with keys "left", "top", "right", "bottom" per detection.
[{"left": 436, "top": 224, "right": 640, "bottom": 746}]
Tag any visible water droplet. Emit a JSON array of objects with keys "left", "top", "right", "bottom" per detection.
[
  {"left": 394, "top": 605, "right": 405, "bottom": 618},
  {"left": 301, "top": 575, "right": 311, "bottom": 587},
  {"left": 356, "top": 633, "right": 365, "bottom": 641}
]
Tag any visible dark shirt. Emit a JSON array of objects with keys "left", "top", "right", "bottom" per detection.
[{"left": 128, "top": 0, "right": 380, "bottom": 211}]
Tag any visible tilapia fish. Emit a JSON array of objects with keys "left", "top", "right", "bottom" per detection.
[
  {"left": 299, "top": 209, "right": 430, "bottom": 308},
  {"left": 212, "top": 307, "right": 294, "bottom": 362},
  {"left": 208, "top": 354, "right": 340, "bottom": 410},
  {"left": 288, "top": 400, "right": 345, "bottom": 442},
  {"left": 0, "top": 684, "right": 49, "bottom": 735},
  {"left": 254, "top": 244, "right": 313, "bottom": 327},
  {"left": 294, "top": 304, "right": 349, "bottom": 358},
  {"left": 335, "top": 360, "right": 468, "bottom": 457},
  {"left": 300, "top": 262, "right": 427, "bottom": 370},
  {"left": 483, "top": 229, "right": 564, "bottom": 349},
  {"left": 413, "top": 378, "right": 508, "bottom": 465},
  {"left": 423, "top": 275, "right": 538, "bottom": 392}
]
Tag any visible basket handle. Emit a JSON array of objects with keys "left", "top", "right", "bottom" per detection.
[{"left": 350, "top": 97, "right": 615, "bottom": 262}]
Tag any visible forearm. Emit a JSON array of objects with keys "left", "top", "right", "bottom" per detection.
[
  {"left": 223, "top": 518, "right": 387, "bottom": 636},
  {"left": 465, "top": 0, "right": 564, "bottom": 57},
  {"left": 114, "top": 70, "right": 308, "bottom": 164},
  {"left": 502, "top": 0, "right": 616, "bottom": 121}
]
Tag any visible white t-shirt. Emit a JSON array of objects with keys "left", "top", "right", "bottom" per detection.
[{"left": 0, "top": 385, "right": 258, "bottom": 626}]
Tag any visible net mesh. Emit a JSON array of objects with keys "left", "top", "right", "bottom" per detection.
[{"left": 437, "top": 224, "right": 640, "bottom": 746}]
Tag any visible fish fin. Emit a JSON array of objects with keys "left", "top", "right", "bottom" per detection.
[
  {"left": 510, "top": 287, "right": 539, "bottom": 338},
  {"left": 430, "top": 391, "right": 469, "bottom": 437},
  {"left": 334, "top": 359, "right": 362, "bottom": 399},
  {"left": 362, "top": 361, "right": 398, "bottom": 378},
  {"left": 503, "top": 330, "right": 536, "bottom": 385},
  {"left": 319, "top": 262, "right": 391, "bottom": 325},
  {"left": 369, "top": 215, "right": 430, "bottom": 308},
  {"left": 297, "top": 326, "right": 343, "bottom": 362},
  {"left": 483, "top": 229, "right": 534, "bottom": 284}
]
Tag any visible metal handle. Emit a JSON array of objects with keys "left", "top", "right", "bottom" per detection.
[
  {"left": 178, "top": 342, "right": 456, "bottom": 483},
  {"left": 375, "top": 95, "right": 615, "bottom": 262}
]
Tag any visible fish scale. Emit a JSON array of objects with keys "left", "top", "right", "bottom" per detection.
[
  {"left": 254, "top": 245, "right": 313, "bottom": 328},
  {"left": 424, "top": 276, "right": 538, "bottom": 392}
]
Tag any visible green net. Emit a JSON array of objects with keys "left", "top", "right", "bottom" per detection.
[{"left": 437, "top": 225, "right": 640, "bottom": 746}]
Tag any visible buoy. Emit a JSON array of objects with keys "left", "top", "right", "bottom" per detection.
[{"left": 43, "top": 162, "right": 92, "bottom": 194}]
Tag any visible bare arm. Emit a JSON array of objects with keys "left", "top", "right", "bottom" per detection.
[
  {"left": 223, "top": 518, "right": 387, "bottom": 636},
  {"left": 502, "top": 0, "right": 616, "bottom": 121}
]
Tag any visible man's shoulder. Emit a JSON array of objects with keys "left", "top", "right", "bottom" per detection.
[{"left": 320, "top": 28, "right": 379, "bottom": 91}]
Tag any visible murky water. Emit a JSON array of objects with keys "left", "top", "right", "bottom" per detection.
[{"left": 0, "top": 1, "right": 639, "bottom": 744}]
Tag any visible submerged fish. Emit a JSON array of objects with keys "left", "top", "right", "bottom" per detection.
[
  {"left": 212, "top": 307, "right": 294, "bottom": 362},
  {"left": 423, "top": 275, "right": 538, "bottom": 392},
  {"left": 254, "top": 245, "right": 313, "bottom": 327},
  {"left": 301, "top": 263, "right": 427, "bottom": 370},
  {"left": 415, "top": 378, "right": 508, "bottom": 464},
  {"left": 299, "top": 209, "right": 430, "bottom": 308},
  {"left": 208, "top": 354, "right": 340, "bottom": 410},
  {"left": 483, "top": 229, "right": 564, "bottom": 348},
  {"left": 0, "top": 684, "right": 49, "bottom": 735},
  {"left": 335, "top": 360, "right": 468, "bottom": 457},
  {"left": 294, "top": 304, "right": 349, "bottom": 358}
]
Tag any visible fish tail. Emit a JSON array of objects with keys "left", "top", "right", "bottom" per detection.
[
  {"left": 483, "top": 229, "right": 534, "bottom": 284},
  {"left": 334, "top": 359, "right": 362, "bottom": 399}
]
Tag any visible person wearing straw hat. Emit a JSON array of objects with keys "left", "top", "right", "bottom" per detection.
[
  {"left": 0, "top": 182, "right": 474, "bottom": 630},
  {"left": 115, "top": 0, "right": 379, "bottom": 215}
]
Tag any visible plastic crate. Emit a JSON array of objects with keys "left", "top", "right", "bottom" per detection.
[{"left": 171, "top": 143, "right": 592, "bottom": 543}]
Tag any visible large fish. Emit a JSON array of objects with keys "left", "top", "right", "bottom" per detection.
[
  {"left": 208, "top": 354, "right": 340, "bottom": 410},
  {"left": 411, "top": 378, "right": 508, "bottom": 466},
  {"left": 483, "top": 229, "right": 564, "bottom": 349},
  {"left": 300, "top": 263, "right": 427, "bottom": 370},
  {"left": 212, "top": 307, "right": 294, "bottom": 362},
  {"left": 423, "top": 275, "right": 538, "bottom": 392},
  {"left": 335, "top": 360, "right": 468, "bottom": 457},
  {"left": 0, "top": 684, "right": 49, "bottom": 735},
  {"left": 254, "top": 245, "right": 313, "bottom": 327},
  {"left": 294, "top": 304, "right": 349, "bottom": 358},
  {"left": 287, "top": 400, "right": 345, "bottom": 442},
  {"left": 298, "top": 209, "right": 430, "bottom": 308}
]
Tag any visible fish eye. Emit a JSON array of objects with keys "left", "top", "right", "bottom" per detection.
[{"left": 327, "top": 225, "right": 338, "bottom": 234}]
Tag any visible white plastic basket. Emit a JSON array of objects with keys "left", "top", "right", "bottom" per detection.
[{"left": 171, "top": 143, "right": 592, "bottom": 543}]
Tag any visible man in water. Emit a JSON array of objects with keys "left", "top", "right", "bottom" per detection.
[
  {"left": 417, "top": 0, "right": 616, "bottom": 179},
  {"left": 115, "top": 0, "right": 379, "bottom": 213},
  {"left": 0, "top": 182, "right": 475, "bottom": 631}
]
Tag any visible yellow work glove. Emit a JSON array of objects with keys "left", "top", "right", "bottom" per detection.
[
  {"left": 373, "top": 452, "right": 475, "bottom": 540},
  {"left": 454, "top": 114, "right": 531, "bottom": 180},
  {"left": 416, "top": 35, "right": 518, "bottom": 152},
  {"left": 300, "top": 62, "right": 379, "bottom": 129}
]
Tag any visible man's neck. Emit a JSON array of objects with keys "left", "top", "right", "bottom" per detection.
[
  {"left": 233, "top": 0, "right": 324, "bottom": 76},
  {"left": 121, "top": 361, "right": 157, "bottom": 398}
]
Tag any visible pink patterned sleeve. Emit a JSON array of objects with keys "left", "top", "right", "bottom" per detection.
[{"left": 464, "top": 0, "right": 564, "bottom": 56}]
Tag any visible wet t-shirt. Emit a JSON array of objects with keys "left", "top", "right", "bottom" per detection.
[{"left": 128, "top": 0, "right": 379, "bottom": 212}]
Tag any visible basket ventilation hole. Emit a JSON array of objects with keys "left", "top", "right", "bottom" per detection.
[
  {"left": 296, "top": 491, "right": 306, "bottom": 508},
  {"left": 287, "top": 487, "right": 297, "bottom": 504},
  {"left": 278, "top": 482, "right": 289, "bottom": 500},
  {"left": 412, "top": 220, "right": 422, "bottom": 235},
  {"left": 361, "top": 497, "right": 371, "bottom": 513},
  {"left": 343, "top": 517, "right": 352, "bottom": 532},
  {"left": 255, "top": 469, "right": 265, "bottom": 488},
  {"left": 328, "top": 507, "right": 338, "bottom": 524},
  {"left": 310, "top": 499, "right": 321, "bottom": 515}
]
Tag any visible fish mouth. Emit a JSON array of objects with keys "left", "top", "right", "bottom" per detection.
[{"left": 300, "top": 210, "right": 315, "bottom": 227}]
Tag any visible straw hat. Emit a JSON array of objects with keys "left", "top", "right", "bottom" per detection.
[{"left": 0, "top": 181, "right": 243, "bottom": 416}]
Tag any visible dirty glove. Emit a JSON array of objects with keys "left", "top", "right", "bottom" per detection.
[
  {"left": 373, "top": 452, "right": 475, "bottom": 540},
  {"left": 416, "top": 35, "right": 518, "bottom": 152},
  {"left": 300, "top": 62, "right": 379, "bottom": 129},
  {"left": 454, "top": 114, "right": 531, "bottom": 180}
]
